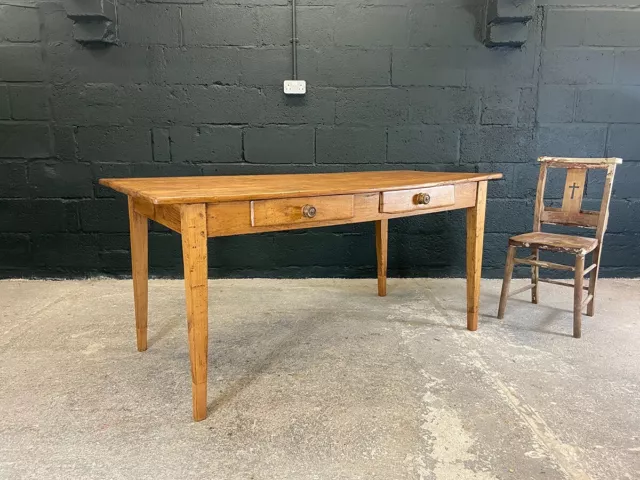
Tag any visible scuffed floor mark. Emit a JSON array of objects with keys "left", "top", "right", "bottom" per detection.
[
  {"left": 82, "top": 343, "right": 105, "bottom": 355},
  {"left": 415, "top": 369, "right": 497, "bottom": 480},
  {"left": 390, "top": 300, "right": 498, "bottom": 480},
  {"left": 467, "top": 350, "right": 592, "bottom": 480},
  {"left": 392, "top": 281, "right": 595, "bottom": 480}
]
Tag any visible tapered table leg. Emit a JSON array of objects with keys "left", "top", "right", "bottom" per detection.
[
  {"left": 128, "top": 197, "right": 149, "bottom": 352},
  {"left": 181, "top": 204, "right": 209, "bottom": 421},
  {"left": 376, "top": 219, "right": 388, "bottom": 297},
  {"left": 466, "top": 181, "right": 488, "bottom": 331}
]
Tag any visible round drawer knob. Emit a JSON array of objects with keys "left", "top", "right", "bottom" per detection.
[
  {"left": 302, "top": 204, "right": 317, "bottom": 218},
  {"left": 416, "top": 193, "right": 431, "bottom": 205}
]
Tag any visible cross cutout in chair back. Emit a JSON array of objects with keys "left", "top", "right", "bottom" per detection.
[{"left": 532, "top": 157, "right": 622, "bottom": 242}]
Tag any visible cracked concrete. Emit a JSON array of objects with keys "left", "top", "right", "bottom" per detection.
[{"left": 0, "top": 278, "right": 639, "bottom": 480}]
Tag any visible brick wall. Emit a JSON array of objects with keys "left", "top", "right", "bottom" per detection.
[{"left": 0, "top": 0, "right": 639, "bottom": 278}]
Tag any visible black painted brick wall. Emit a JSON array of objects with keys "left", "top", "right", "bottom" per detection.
[{"left": 1, "top": 0, "right": 639, "bottom": 279}]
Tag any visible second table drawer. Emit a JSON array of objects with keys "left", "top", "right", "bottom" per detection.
[
  {"left": 251, "top": 195, "right": 355, "bottom": 227},
  {"left": 380, "top": 185, "right": 455, "bottom": 214}
]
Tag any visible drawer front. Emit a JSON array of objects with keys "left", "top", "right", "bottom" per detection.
[
  {"left": 251, "top": 195, "right": 355, "bottom": 227},
  {"left": 380, "top": 185, "right": 455, "bottom": 214}
]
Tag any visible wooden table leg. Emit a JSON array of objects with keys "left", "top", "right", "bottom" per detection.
[
  {"left": 128, "top": 197, "right": 148, "bottom": 352},
  {"left": 181, "top": 204, "right": 209, "bottom": 421},
  {"left": 466, "top": 181, "right": 488, "bottom": 331},
  {"left": 376, "top": 219, "right": 388, "bottom": 297}
]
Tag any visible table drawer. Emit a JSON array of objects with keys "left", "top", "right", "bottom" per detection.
[
  {"left": 380, "top": 185, "right": 455, "bottom": 214},
  {"left": 251, "top": 195, "right": 355, "bottom": 227}
]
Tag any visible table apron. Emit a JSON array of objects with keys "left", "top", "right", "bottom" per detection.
[
  {"left": 131, "top": 198, "right": 182, "bottom": 233},
  {"left": 131, "top": 182, "right": 479, "bottom": 237},
  {"left": 206, "top": 182, "right": 478, "bottom": 237}
]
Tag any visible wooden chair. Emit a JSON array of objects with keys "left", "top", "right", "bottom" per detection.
[{"left": 497, "top": 156, "right": 622, "bottom": 338}]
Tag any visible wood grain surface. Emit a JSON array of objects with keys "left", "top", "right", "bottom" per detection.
[
  {"left": 180, "top": 204, "right": 209, "bottom": 421},
  {"left": 509, "top": 232, "right": 598, "bottom": 255},
  {"left": 379, "top": 185, "right": 455, "bottom": 214},
  {"left": 128, "top": 197, "right": 149, "bottom": 352},
  {"left": 207, "top": 183, "right": 479, "bottom": 237},
  {"left": 251, "top": 194, "right": 355, "bottom": 227},
  {"left": 466, "top": 180, "right": 488, "bottom": 331},
  {"left": 99, "top": 171, "right": 502, "bottom": 205}
]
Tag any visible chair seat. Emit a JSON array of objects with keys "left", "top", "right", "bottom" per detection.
[{"left": 509, "top": 232, "right": 598, "bottom": 255}]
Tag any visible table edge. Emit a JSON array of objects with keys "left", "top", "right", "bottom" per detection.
[{"left": 100, "top": 173, "right": 503, "bottom": 205}]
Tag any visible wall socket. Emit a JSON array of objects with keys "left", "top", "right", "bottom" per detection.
[{"left": 284, "top": 80, "right": 307, "bottom": 95}]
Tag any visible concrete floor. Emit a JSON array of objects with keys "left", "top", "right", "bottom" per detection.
[{"left": 0, "top": 278, "right": 638, "bottom": 480}]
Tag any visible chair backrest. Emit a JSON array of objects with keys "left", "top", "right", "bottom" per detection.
[{"left": 533, "top": 157, "right": 622, "bottom": 242}]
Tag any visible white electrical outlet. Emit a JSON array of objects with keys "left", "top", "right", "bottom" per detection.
[{"left": 284, "top": 80, "right": 306, "bottom": 95}]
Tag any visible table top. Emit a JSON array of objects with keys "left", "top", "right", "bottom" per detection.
[{"left": 99, "top": 170, "right": 502, "bottom": 205}]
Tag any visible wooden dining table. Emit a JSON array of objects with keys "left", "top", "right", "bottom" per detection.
[{"left": 100, "top": 170, "right": 502, "bottom": 421}]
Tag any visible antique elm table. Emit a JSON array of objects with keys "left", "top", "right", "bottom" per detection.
[{"left": 100, "top": 170, "right": 502, "bottom": 421}]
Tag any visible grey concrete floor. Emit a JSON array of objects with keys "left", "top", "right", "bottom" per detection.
[{"left": 0, "top": 278, "right": 639, "bottom": 480}]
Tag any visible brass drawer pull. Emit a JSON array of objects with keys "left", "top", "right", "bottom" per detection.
[
  {"left": 416, "top": 193, "right": 431, "bottom": 205},
  {"left": 302, "top": 204, "right": 317, "bottom": 218}
]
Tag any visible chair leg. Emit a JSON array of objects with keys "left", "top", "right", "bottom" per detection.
[
  {"left": 497, "top": 245, "right": 517, "bottom": 319},
  {"left": 573, "top": 255, "right": 585, "bottom": 339},
  {"left": 586, "top": 247, "right": 600, "bottom": 317},
  {"left": 531, "top": 247, "right": 539, "bottom": 305}
]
